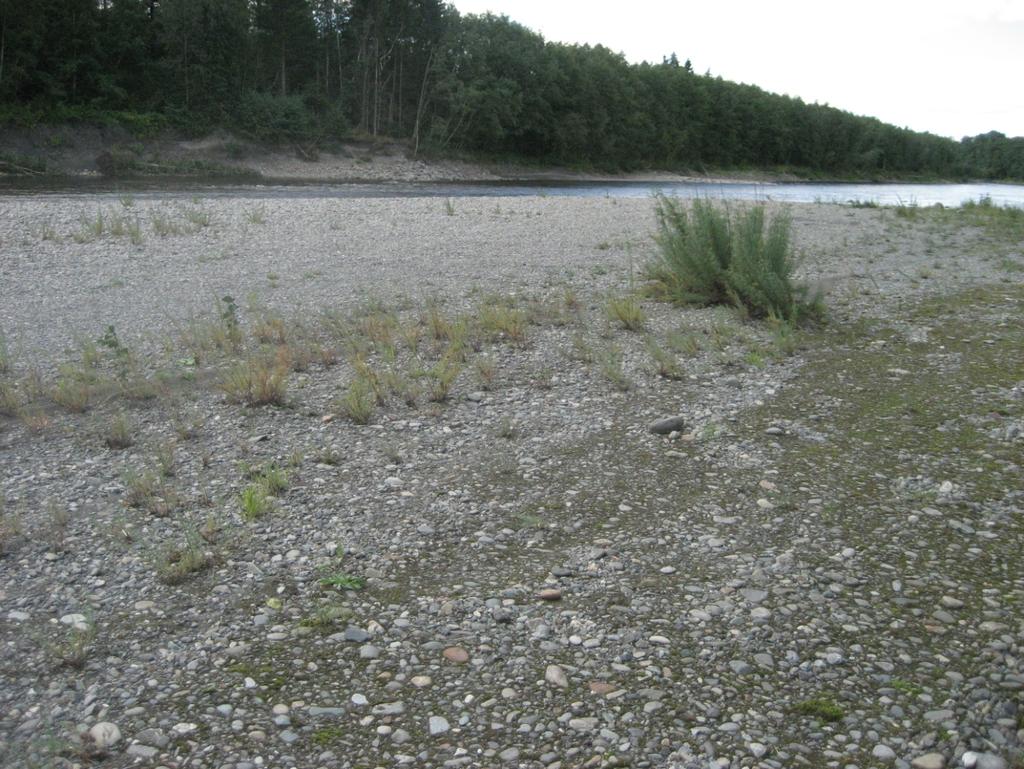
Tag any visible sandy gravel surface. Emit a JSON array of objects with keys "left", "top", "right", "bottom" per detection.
[
  {"left": 0, "top": 196, "right": 1008, "bottom": 370},
  {"left": 0, "top": 194, "right": 1022, "bottom": 769}
]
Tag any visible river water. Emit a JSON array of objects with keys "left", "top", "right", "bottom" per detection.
[{"left": 1, "top": 177, "right": 1023, "bottom": 207}]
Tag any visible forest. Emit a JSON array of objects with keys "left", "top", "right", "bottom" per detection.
[{"left": 1, "top": 0, "right": 1022, "bottom": 178}]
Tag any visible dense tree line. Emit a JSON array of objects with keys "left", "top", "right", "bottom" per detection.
[{"left": 0, "top": 0, "right": 1018, "bottom": 178}]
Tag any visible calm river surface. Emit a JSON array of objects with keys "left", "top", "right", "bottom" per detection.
[{"left": 2, "top": 177, "right": 1023, "bottom": 207}]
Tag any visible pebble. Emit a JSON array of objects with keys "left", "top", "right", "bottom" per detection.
[
  {"left": 545, "top": 665, "right": 569, "bottom": 688},
  {"left": 88, "top": 722, "right": 122, "bottom": 750},
  {"left": 536, "top": 588, "right": 562, "bottom": 601},
  {"left": 443, "top": 646, "right": 469, "bottom": 663},
  {"left": 911, "top": 754, "right": 946, "bottom": 769},
  {"left": 429, "top": 716, "right": 450, "bottom": 735},
  {"left": 872, "top": 744, "right": 897, "bottom": 762}
]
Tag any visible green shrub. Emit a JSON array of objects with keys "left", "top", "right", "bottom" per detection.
[{"left": 648, "top": 196, "right": 820, "bottom": 322}]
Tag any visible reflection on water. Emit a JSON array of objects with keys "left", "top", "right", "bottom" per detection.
[{"left": 1, "top": 176, "right": 1023, "bottom": 208}]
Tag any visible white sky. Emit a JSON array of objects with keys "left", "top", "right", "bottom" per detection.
[{"left": 451, "top": 0, "right": 1024, "bottom": 140}]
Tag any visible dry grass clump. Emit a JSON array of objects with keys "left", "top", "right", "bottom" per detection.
[{"left": 219, "top": 357, "right": 288, "bottom": 406}]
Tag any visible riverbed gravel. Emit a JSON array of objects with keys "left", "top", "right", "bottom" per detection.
[{"left": 0, "top": 193, "right": 1022, "bottom": 769}]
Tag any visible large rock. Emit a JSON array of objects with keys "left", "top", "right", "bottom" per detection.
[{"left": 650, "top": 416, "right": 686, "bottom": 435}]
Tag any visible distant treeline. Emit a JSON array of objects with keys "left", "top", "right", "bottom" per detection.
[{"left": 1, "top": 0, "right": 1022, "bottom": 178}]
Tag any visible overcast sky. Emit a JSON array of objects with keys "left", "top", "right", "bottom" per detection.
[{"left": 450, "top": 0, "right": 1024, "bottom": 140}]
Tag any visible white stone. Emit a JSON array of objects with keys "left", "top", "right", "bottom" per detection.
[
  {"left": 545, "top": 664, "right": 568, "bottom": 688},
  {"left": 88, "top": 722, "right": 122, "bottom": 750}
]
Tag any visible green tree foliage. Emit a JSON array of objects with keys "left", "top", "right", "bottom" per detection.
[{"left": 0, "top": 2, "right": 1018, "bottom": 178}]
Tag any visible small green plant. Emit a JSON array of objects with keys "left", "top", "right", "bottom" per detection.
[
  {"left": 599, "top": 345, "right": 631, "bottom": 391},
  {"left": 52, "top": 376, "right": 91, "bottom": 412},
  {"left": 184, "top": 206, "right": 211, "bottom": 228},
  {"left": 0, "top": 331, "right": 9, "bottom": 375},
  {"left": 239, "top": 483, "right": 273, "bottom": 521},
  {"left": 338, "top": 375, "right": 376, "bottom": 424},
  {"left": 794, "top": 698, "right": 844, "bottom": 723},
  {"left": 319, "top": 573, "right": 365, "bottom": 591},
  {"left": 496, "top": 417, "right": 517, "bottom": 440},
  {"left": 0, "top": 380, "right": 19, "bottom": 416},
  {"left": 443, "top": 197, "right": 456, "bottom": 216},
  {"left": 474, "top": 356, "right": 497, "bottom": 389},
  {"left": 427, "top": 355, "right": 461, "bottom": 402},
  {"left": 50, "top": 614, "right": 97, "bottom": 669},
  {"left": 157, "top": 531, "right": 211, "bottom": 584},
  {"left": 219, "top": 358, "right": 288, "bottom": 406},
  {"left": 104, "top": 413, "right": 134, "bottom": 450},
  {"left": 606, "top": 294, "right": 646, "bottom": 331},
  {"left": 666, "top": 328, "right": 702, "bottom": 357},
  {"left": 244, "top": 206, "right": 267, "bottom": 225},
  {"left": 123, "top": 470, "right": 178, "bottom": 517},
  {"left": 646, "top": 337, "right": 684, "bottom": 380},
  {"left": 155, "top": 442, "right": 176, "bottom": 477}
]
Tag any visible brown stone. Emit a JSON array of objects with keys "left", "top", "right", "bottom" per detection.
[
  {"left": 536, "top": 588, "right": 562, "bottom": 601},
  {"left": 589, "top": 681, "right": 616, "bottom": 695},
  {"left": 442, "top": 646, "right": 469, "bottom": 664}
]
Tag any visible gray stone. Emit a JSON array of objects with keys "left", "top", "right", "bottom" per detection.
[
  {"left": 359, "top": 644, "right": 381, "bottom": 659},
  {"left": 344, "top": 626, "right": 370, "bottom": 643},
  {"left": 372, "top": 701, "right": 405, "bottom": 716},
  {"left": 126, "top": 744, "right": 159, "bottom": 759},
  {"left": 650, "top": 416, "right": 686, "bottom": 435},
  {"left": 923, "top": 709, "right": 954, "bottom": 722},
  {"left": 499, "top": 748, "right": 520, "bottom": 762},
  {"left": 429, "top": 716, "right": 450, "bottom": 736},
  {"left": 872, "top": 744, "right": 897, "bottom": 762},
  {"left": 545, "top": 665, "right": 568, "bottom": 688},
  {"left": 569, "top": 717, "right": 599, "bottom": 732}
]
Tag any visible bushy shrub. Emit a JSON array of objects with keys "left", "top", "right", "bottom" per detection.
[
  {"left": 234, "top": 92, "right": 347, "bottom": 145},
  {"left": 647, "top": 196, "right": 821, "bottom": 322}
]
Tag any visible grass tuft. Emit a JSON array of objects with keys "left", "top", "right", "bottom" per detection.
[{"left": 219, "top": 358, "right": 288, "bottom": 406}]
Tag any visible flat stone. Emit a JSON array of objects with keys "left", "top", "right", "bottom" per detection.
[
  {"left": 499, "top": 747, "right": 520, "bottom": 762},
  {"left": 126, "top": 745, "right": 158, "bottom": 759},
  {"left": 740, "top": 588, "right": 768, "bottom": 604},
  {"left": 429, "top": 716, "right": 450, "bottom": 736},
  {"left": 974, "top": 754, "right": 1008, "bottom": 769},
  {"left": 443, "top": 646, "right": 469, "bottom": 664},
  {"left": 372, "top": 702, "right": 405, "bottom": 716},
  {"left": 589, "top": 681, "right": 616, "bottom": 695},
  {"left": 343, "top": 626, "right": 370, "bottom": 643},
  {"left": 410, "top": 675, "right": 432, "bottom": 688},
  {"left": 359, "top": 644, "right": 380, "bottom": 659},
  {"left": 536, "top": 588, "right": 562, "bottom": 601},
  {"left": 568, "top": 717, "right": 599, "bottom": 732},
  {"left": 650, "top": 416, "right": 686, "bottom": 435},
  {"left": 910, "top": 754, "right": 946, "bottom": 769},
  {"left": 923, "top": 709, "right": 954, "bottom": 722}
]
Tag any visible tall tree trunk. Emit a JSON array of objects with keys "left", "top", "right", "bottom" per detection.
[
  {"left": 280, "top": 42, "right": 287, "bottom": 96},
  {"left": 0, "top": 16, "right": 6, "bottom": 89},
  {"left": 412, "top": 49, "right": 435, "bottom": 156}
]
